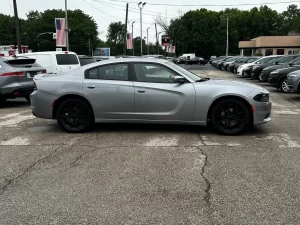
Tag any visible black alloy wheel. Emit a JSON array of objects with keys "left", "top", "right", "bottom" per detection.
[
  {"left": 258, "top": 73, "right": 263, "bottom": 82},
  {"left": 211, "top": 99, "right": 250, "bottom": 135},
  {"left": 56, "top": 98, "right": 94, "bottom": 133}
]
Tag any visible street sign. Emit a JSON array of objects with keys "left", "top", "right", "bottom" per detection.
[
  {"left": 161, "top": 35, "right": 170, "bottom": 47},
  {"left": 56, "top": 48, "right": 62, "bottom": 51}
]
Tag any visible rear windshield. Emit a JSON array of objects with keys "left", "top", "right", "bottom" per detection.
[
  {"left": 2, "top": 58, "right": 41, "bottom": 68},
  {"left": 56, "top": 54, "right": 79, "bottom": 65},
  {"left": 79, "top": 58, "right": 97, "bottom": 66}
]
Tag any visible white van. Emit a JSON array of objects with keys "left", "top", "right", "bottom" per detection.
[
  {"left": 181, "top": 53, "right": 196, "bottom": 60},
  {"left": 16, "top": 51, "right": 80, "bottom": 74}
]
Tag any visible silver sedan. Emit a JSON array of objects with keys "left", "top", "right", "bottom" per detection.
[{"left": 31, "top": 58, "right": 272, "bottom": 135}]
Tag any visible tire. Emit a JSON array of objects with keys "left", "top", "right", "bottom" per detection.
[
  {"left": 56, "top": 98, "right": 94, "bottom": 133},
  {"left": 211, "top": 98, "right": 251, "bottom": 135},
  {"left": 279, "top": 78, "right": 288, "bottom": 93},
  {"left": 258, "top": 74, "right": 263, "bottom": 82},
  {"left": 0, "top": 95, "right": 6, "bottom": 106}
]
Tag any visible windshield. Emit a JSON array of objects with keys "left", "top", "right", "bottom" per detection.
[
  {"left": 277, "top": 55, "right": 298, "bottom": 63},
  {"left": 256, "top": 57, "right": 276, "bottom": 64},
  {"left": 247, "top": 57, "right": 259, "bottom": 63},
  {"left": 268, "top": 56, "right": 284, "bottom": 64}
]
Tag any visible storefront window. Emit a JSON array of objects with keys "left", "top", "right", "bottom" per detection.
[
  {"left": 277, "top": 49, "right": 284, "bottom": 55},
  {"left": 265, "top": 49, "right": 273, "bottom": 56}
]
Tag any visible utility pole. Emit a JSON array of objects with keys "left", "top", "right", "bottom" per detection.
[
  {"left": 147, "top": 27, "right": 150, "bottom": 55},
  {"left": 123, "top": 3, "right": 129, "bottom": 55},
  {"left": 65, "top": 0, "right": 69, "bottom": 51},
  {"left": 138, "top": 2, "right": 146, "bottom": 56},
  {"left": 226, "top": 17, "right": 229, "bottom": 56},
  {"left": 155, "top": 23, "right": 158, "bottom": 55},
  {"left": 88, "top": 33, "right": 91, "bottom": 56},
  {"left": 132, "top": 21, "right": 135, "bottom": 56},
  {"left": 12, "top": 0, "right": 22, "bottom": 54}
]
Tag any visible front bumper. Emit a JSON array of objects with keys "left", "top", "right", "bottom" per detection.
[
  {"left": 244, "top": 68, "right": 252, "bottom": 77},
  {"left": 253, "top": 101, "right": 272, "bottom": 125},
  {"left": 268, "top": 76, "right": 278, "bottom": 87}
]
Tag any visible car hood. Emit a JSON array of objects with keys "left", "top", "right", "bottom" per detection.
[
  {"left": 272, "top": 66, "right": 298, "bottom": 74},
  {"left": 200, "top": 78, "right": 265, "bottom": 91},
  {"left": 264, "top": 64, "right": 289, "bottom": 72}
]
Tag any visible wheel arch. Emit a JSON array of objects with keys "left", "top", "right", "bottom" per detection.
[
  {"left": 206, "top": 95, "right": 254, "bottom": 125},
  {"left": 52, "top": 94, "right": 95, "bottom": 119}
]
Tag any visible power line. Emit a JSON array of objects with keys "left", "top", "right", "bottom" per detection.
[
  {"left": 101, "top": 0, "right": 300, "bottom": 7},
  {"left": 92, "top": 0, "right": 178, "bottom": 17},
  {"left": 82, "top": 0, "right": 124, "bottom": 19},
  {"left": 92, "top": 0, "right": 177, "bottom": 19}
]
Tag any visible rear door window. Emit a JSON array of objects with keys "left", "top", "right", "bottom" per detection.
[{"left": 56, "top": 54, "right": 79, "bottom": 65}]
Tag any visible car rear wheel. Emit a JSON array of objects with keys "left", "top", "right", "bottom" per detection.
[
  {"left": 56, "top": 98, "right": 94, "bottom": 133},
  {"left": 211, "top": 99, "right": 250, "bottom": 135},
  {"left": 280, "top": 78, "right": 288, "bottom": 93}
]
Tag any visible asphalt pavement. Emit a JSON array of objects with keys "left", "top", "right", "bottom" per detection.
[{"left": 0, "top": 65, "right": 300, "bottom": 225}]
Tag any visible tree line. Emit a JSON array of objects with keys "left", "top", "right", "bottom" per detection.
[{"left": 1, "top": 5, "right": 300, "bottom": 57}]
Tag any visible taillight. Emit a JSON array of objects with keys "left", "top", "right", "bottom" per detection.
[
  {"left": 1, "top": 72, "right": 24, "bottom": 76},
  {"left": 43, "top": 70, "right": 47, "bottom": 74}
]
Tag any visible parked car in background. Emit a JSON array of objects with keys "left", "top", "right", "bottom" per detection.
[
  {"left": 78, "top": 56, "right": 97, "bottom": 66},
  {"left": 259, "top": 55, "right": 300, "bottom": 82},
  {"left": 269, "top": 57, "right": 300, "bottom": 92},
  {"left": 222, "top": 57, "right": 241, "bottom": 71},
  {"left": 209, "top": 56, "right": 217, "bottom": 64},
  {"left": 228, "top": 57, "right": 247, "bottom": 73},
  {"left": 186, "top": 57, "right": 206, "bottom": 65},
  {"left": 17, "top": 51, "right": 80, "bottom": 75},
  {"left": 176, "top": 56, "right": 187, "bottom": 64},
  {"left": 141, "top": 55, "right": 165, "bottom": 59},
  {"left": 31, "top": 58, "right": 271, "bottom": 135},
  {"left": 237, "top": 55, "right": 279, "bottom": 77},
  {"left": 211, "top": 56, "right": 226, "bottom": 67},
  {"left": 233, "top": 57, "right": 260, "bottom": 74},
  {"left": 251, "top": 55, "right": 284, "bottom": 80},
  {"left": 286, "top": 70, "right": 300, "bottom": 93},
  {"left": 0, "top": 56, "right": 46, "bottom": 104},
  {"left": 217, "top": 56, "right": 234, "bottom": 70}
]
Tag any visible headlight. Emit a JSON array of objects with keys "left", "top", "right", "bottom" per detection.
[
  {"left": 287, "top": 74, "right": 298, "bottom": 78},
  {"left": 270, "top": 71, "right": 279, "bottom": 74},
  {"left": 253, "top": 93, "right": 269, "bottom": 102}
]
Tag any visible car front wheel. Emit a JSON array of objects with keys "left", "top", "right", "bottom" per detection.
[
  {"left": 280, "top": 78, "right": 288, "bottom": 93},
  {"left": 211, "top": 99, "right": 251, "bottom": 135},
  {"left": 56, "top": 98, "right": 94, "bottom": 133}
]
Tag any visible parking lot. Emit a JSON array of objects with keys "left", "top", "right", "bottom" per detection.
[{"left": 1, "top": 64, "right": 300, "bottom": 224}]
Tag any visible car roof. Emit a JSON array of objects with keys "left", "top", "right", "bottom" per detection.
[
  {"left": 83, "top": 58, "right": 170, "bottom": 67},
  {"left": 17, "top": 51, "right": 77, "bottom": 55}
]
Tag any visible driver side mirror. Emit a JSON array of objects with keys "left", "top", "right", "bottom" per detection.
[
  {"left": 173, "top": 75, "right": 185, "bottom": 83},
  {"left": 289, "top": 62, "right": 294, "bottom": 66},
  {"left": 275, "top": 61, "right": 279, "bottom": 65}
]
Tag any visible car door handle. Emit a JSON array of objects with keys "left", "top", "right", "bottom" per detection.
[
  {"left": 137, "top": 90, "right": 145, "bottom": 93},
  {"left": 87, "top": 85, "right": 96, "bottom": 89}
]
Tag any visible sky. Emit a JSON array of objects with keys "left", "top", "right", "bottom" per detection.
[{"left": 0, "top": 0, "right": 297, "bottom": 44}]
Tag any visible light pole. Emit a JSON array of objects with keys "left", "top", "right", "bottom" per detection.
[
  {"left": 65, "top": 0, "right": 69, "bottom": 51},
  {"left": 132, "top": 21, "right": 135, "bottom": 56},
  {"left": 220, "top": 13, "right": 231, "bottom": 56},
  {"left": 37, "top": 32, "right": 54, "bottom": 51},
  {"left": 138, "top": 2, "right": 146, "bottom": 56},
  {"left": 88, "top": 33, "right": 91, "bottom": 56},
  {"left": 147, "top": 27, "right": 150, "bottom": 55}
]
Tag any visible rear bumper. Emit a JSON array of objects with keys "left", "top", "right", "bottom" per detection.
[
  {"left": 1, "top": 86, "right": 34, "bottom": 99},
  {"left": 31, "top": 90, "right": 56, "bottom": 119},
  {"left": 253, "top": 101, "right": 272, "bottom": 125}
]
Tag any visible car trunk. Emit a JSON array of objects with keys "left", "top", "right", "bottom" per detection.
[{"left": 4, "top": 58, "right": 46, "bottom": 85}]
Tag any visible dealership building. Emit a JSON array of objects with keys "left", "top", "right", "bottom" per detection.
[{"left": 239, "top": 35, "right": 300, "bottom": 56}]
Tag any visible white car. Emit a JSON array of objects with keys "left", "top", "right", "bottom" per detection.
[
  {"left": 237, "top": 55, "right": 280, "bottom": 76},
  {"left": 17, "top": 51, "right": 81, "bottom": 75}
]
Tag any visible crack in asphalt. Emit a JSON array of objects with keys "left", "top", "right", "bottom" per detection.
[
  {"left": 69, "top": 146, "right": 99, "bottom": 168},
  {"left": 198, "top": 146, "right": 211, "bottom": 207},
  {"left": 0, "top": 146, "right": 61, "bottom": 196},
  {"left": 197, "top": 134, "right": 212, "bottom": 207}
]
